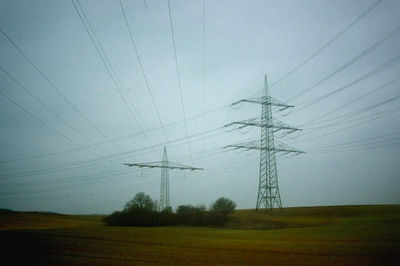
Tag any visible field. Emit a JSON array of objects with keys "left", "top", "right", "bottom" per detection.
[{"left": 1, "top": 205, "right": 399, "bottom": 265}]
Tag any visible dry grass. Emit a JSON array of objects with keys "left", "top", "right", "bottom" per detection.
[
  {"left": 1, "top": 205, "right": 399, "bottom": 265},
  {"left": 0, "top": 210, "right": 100, "bottom": 230}
]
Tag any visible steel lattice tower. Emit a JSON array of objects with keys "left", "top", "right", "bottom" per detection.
[
  {"left": 160, "top": 147, "right": 170, "bottom": 210},
  {"left": 124, "top": 146, "right": 203, "bottom": 211},
  {"left": 257, "top": 78, "right": 281, "bottom": 210},
  {"left": 225, "top": 75, "right": 304, "bottom": 211}
]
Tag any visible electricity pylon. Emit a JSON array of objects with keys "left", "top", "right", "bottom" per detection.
[
  {"left": 224, "top": 75, "right": 304, "bottom": 211},
  {"left": 124, "top": 146, "right": 203, "bottom": 211}
]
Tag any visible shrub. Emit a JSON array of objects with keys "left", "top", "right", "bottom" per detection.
[
  {"left": 210, "top": 197, "right": 236, "bottom": 225},
  {"left": 176, "top": 205, "right": 208, "bottom": 225},
  {"left": 104, "top": 193, "right": 236, "bottom": 227},
  {"left": 210, "top": 197, "right": 236, "bottom": 217}
]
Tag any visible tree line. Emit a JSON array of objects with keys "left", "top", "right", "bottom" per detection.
[{"left": 103, "top": 192, "right": 236, "bottom": 227}]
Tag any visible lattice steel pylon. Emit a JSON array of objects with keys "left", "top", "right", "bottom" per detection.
[
  {"left": 124, "top": 146, "right": 203, "bottom": 211},
  {"left": 160, "top": 147, "right": 169, "bottom": 210},
  {"left": 224, "top": 75, "right": 304, "bottom": 211}
]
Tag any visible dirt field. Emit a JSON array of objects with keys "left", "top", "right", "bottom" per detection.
[{"left": 1, "top": 205, "right": 399, "bottom": 265}]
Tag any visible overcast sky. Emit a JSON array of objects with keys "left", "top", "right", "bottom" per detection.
[{"left": 0, "top": 0, "right": 399, "bottom": 214}]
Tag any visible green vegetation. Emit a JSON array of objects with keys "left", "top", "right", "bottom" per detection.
[
  {"left": 103, "top": 193, "right": 237, "bottom": 227},
  {"left": 124, "top": 192, "right": 158, "bottom": 211},
  {"left": 210, "top": 197, "right": 236, "bottom": 218},
  {"left": 1, "top": 205, "right": 399, "bottom": 265}
]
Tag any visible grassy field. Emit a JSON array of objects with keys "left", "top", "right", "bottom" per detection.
[{"left": 1, "top": 205, "right": 399, "bottom": 265}]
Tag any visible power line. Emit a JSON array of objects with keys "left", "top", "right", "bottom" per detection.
[
  {"left": 1, "top": 74, "right": 230, "bottom": 168},
  {"left": 272, "top": 1, "right": 355, "bottom": 79},
  {"left": 270, "top": 0, "right": 383, "bottom": 90},
  {"left": 118, "top": 0, "right": 176, "bottom": 159},
  {"left": 114, "top": 158, "right": 256, "bottom": 201},
  {"left": 304, "top": 94, "right": 400, "bottom": 131},
  {"left": 0, "top": 72, "right": 263, "bottom": 165},
  {"left": 0, "top": 135, "right": 305, "bottom": 200},
  {"left": 1, "top": 146, "right": 248, "bottom": 197},
  {"left": 0, "top": 126, "right": 224, "bottom": 179},
  {"left": 299, "top": 74, "right": 400, "bottom": 127},
  {"left": 1, "top": 146, "right": 231, "bottom": 199},
  {"left": 302, "top": 105, "right": 398, "bottom": 132},
  {"left": 293, "top": 51, "right": 400, "bottom": 113},
  {"left": 167, "top": 0, "right": 193, "bottom": 162},
  {"left": 0, "top": 65, "right": 110, "bottom": 156},
  {"left": 1, "top": 144, "right": 223, "bottom": 189},
  {"left": 0, "top": 25, "right": 122, "bottom": 154},
  {"left": 287, "top": 25, "right": 400, "bottom": 102},
  {"left": 0, "top": 168, "right": 137, "bottom": 197},
  {"left": 310, "top": 137, "right": 400, "bottom": 153},
  {"left": 202, "top": 0, "right": 206, "bottom": 162},
  {"left": 71, "top": 0, "right": 155, "bottom": 151},
  {"left": 1, "top": 108, "right": 226, "bottom": 175},
  {"left": 0, "top": 144, "right": 287, "bottom": 199},
  {"left": 0, "top": 91, "right": 80, "bottom": 147},
  {"left": 308, "top": 130, "right": 400, "bottom": 152},
  {"left": 0, "top": 103, "right": 229, "bottom": 165},
  {"left": 294, "top": 105, "right": 400, "bottom": 143}
]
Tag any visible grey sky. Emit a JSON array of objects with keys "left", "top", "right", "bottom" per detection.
[{"left": 0, "top": 0, "right": 399, "bottom": 214}]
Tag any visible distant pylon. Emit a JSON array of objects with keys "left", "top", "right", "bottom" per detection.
[
  {"left": 124, "top": 146, "right": 203, "bottom": 211},
  {"left": 224, "top": 75, "right": 304, "bottom": 211},
  {"left": 160, "top": 147, "right": 169, "bottom": 210}
]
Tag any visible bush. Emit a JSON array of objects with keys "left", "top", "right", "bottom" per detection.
[
  {"left": 209, "top": 197, "right": 236, "bottom": 225},
  {"left": 210, "top": 197, "right": 236, "bottom": 217},
  {"left": 176, "top": 205, "right": 208, "bottom": 225},
  {"left": 103, "top": 211, "right": 126, "bottom": 226},
  {"left": 103, "top": 193, "right": 236, "bottom": 227}
]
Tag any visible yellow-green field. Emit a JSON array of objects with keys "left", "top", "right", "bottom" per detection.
[{"left": 1, "top": 205, "right": 399, "bottom": 265}]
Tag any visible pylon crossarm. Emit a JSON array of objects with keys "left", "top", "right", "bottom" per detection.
[
  {"left": 124, "top": 161, "right": 162, "bottom": 168},
  {"left": 224, "top": 141, "right": 304, "bottom": 155},
  {"left": 124, "top": 163, "right": 158, "bottom": 168},
  {"left": 266, "top": 142, "right": 305, "bottom": 154},
  {"left": 232, "top": 96, "right": 293, "bottom": 109},
  {"left": 225, "top": 118, "right": 302, "bottom": 133},
  {"left": 224, "top": 118, "right": 261, "bottom": 129},
  {"left": 273, "top": 119, "right": 302, "bottom": 132},
  {"left": 164, "top": 161, "right": 203, "bottom": 170},
  {"left": 223, "top": 140, "right": 260, "bottom": 151},
  {"left": 124, "top": 162, "right": 202, "bottom": 171}
]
